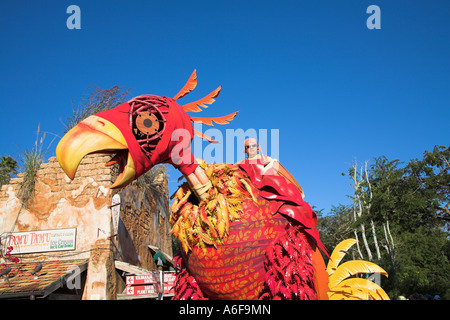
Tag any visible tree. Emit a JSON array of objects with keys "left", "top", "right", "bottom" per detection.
[
  {"left": 0, "top": 155, "right": 18, "bottom": 187},
  {"left": 320, "top": 145, "right": 450, "bottom": 298},
  {"left": 348, "top": 160, "right": 382, "bottom": 263},
  {"left": 395, "top": 226, "right": 449, "bottom": 296},
  {"left": 316, "top": 205, "right": 354, "bottom": 258},
  {"left": 405, "top": 145, "right": 450, "bottom": 228},
  {"left": 63, "top": 85, "right": 131, "bottom": 133},
  {"left": 364, "top": 156, "right": 402, "bottom": 287}
]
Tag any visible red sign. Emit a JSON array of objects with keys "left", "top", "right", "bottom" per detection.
[
  {"left": 125, "top": 271, "right": 176, "bottom": 296},
  {"left": 126, "top": 285, "right": 157, "bottom": 296},
  {"left": 126, "top": 274, "right": 157, "bottom": 286},
  {"left": 163, "top": 284, "right": 173, "bottom": 294},
  {"left": 164, "top": 272, "right": 176, "bottom": 293}
]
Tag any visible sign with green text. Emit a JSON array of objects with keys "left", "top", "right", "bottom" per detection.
[{"left": 7, "top": 228, "right": 77, "bottom": 254}]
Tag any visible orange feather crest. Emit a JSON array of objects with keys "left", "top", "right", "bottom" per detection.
[
  {"left": 172, "top": 69, "right": 239, "bottom": 143},
  {"left": 173, "top": 69, "right": 198, "bottom": 100},
  {"left": 181, "top": 86, "right": 222, "bottom": 113},
  {"left": 190, "top": 111, "right": 239, "bottom": 126},
  {"left": 193, "top": 129, "right": 219, "bottom": 144}
]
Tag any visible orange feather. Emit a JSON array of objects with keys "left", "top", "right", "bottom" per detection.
[
  {"left": 181, "top": 86, "right": 221, "bottom": 113},
  {"left": 193, "top": 129, "right": 219, "bottom": 143},
  {"left": 190, "top": 111, "right": 239, "bottom": 126},
  {"left": 173, "top": 69, "right": 197, "bottom": 100}
]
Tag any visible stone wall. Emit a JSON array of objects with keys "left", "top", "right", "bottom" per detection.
[
  {"left": 0, "top": 155, "right": 113, "bottom": 260},
  {"left": 0, "top": 154, "right": 172, "bottom": 268},
  {"left": 117, "top": 177, "right": 172, "bottom": 270}
]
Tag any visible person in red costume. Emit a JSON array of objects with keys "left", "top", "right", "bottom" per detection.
[
  {"left": 237, "top": 138, "right": 274, "bottom": 165},
  {"left": 237, "top": 138, "right": 327, "bottom": 256},
  {"left": 237, "top": 138, "right": 305, "bottom": 199}
]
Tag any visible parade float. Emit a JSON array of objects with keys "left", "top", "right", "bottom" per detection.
[{"left": 56, "top": 70, "right": 389, "bottom": 300}]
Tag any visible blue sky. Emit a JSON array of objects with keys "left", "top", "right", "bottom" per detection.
[{"left": 1, "top": 1, "right": 449, "bottom": 213}]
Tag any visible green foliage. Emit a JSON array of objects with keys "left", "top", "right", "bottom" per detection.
[
  {"left": 0, "top": 155, "right": 18, "bottom": 187},
  {"left": 393, "top": 227, "right": 449, "bottom": 297},
  {"left": 316, "top": 204, "right": 354, "bottom": 252},
  {"left": 63, "top": 85, "right": 131, "bottom": 133},
  {"left": 405, "top": 145, "right": 450, "bottom": 227},
  {"left": 17, "top": 125, "right": 53, "bottom": 207},
  {"left": 319, "top": 145, "right": 450, "bottom": 299}
]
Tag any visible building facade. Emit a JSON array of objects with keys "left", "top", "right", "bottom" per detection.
[{"left": 0, "top": 154, "right": 172, "bottom": 300}]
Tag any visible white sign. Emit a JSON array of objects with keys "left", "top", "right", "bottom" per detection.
[{"left": 6, "top": 228, "right": 77, "bottom": 254}]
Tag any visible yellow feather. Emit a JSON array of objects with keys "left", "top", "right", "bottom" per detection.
[
  {"left": 217, "top": 220, "right": 226, "bottom": 239},
  {"left": 328, "top": 260, "right": 388, "bottom": 289},
  {"left": 331, "top": 287, "right": 371, "bottom": 300},
  {"left": 198, "top": 230, "right": 214, "bottom": 245},
  {"left": 328, "top": 292, "right": 365, "bottom": 300},
  {"left": 332, "top": 278, "right": 390, "bottom": 300},
  {"left": 326, "top": 238, "right": 358, "bottom": 276},
  {"left": 170, "top": 222, "right": 180, "bottom": 237},
  {"left": 239, "top": 178, "right": 257, "bottom": 202},
  {"left": 227, "top": 204, "right": 241, "bottom": 220}
]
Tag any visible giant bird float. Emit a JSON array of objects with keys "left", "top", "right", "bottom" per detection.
[{"left": 56, "top": 70, "right": 389, "bottom": 300}]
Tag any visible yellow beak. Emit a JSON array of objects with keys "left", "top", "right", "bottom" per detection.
[{"left": 56, "top": 115, "right": 136, "bottom": 189}]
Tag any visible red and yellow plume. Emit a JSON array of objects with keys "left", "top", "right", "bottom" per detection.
[{"left": 173, "top": 69, "right": 239, "bottom": 143}]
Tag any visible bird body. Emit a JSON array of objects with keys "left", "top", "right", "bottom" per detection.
[{"left": 169, "top": 161, "right": 329, "bottom": 300}]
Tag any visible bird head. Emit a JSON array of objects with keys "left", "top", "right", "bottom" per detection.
[{"left": 56, "top": 70, "right": 238, "bottom": 189}]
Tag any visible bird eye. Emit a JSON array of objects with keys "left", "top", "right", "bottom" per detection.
[
  {"left": 135, "top": 112, "right": 160, "bottom": 136},
  {"left": 128, "top": 95, "right": 167, "bottom": 157}
]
